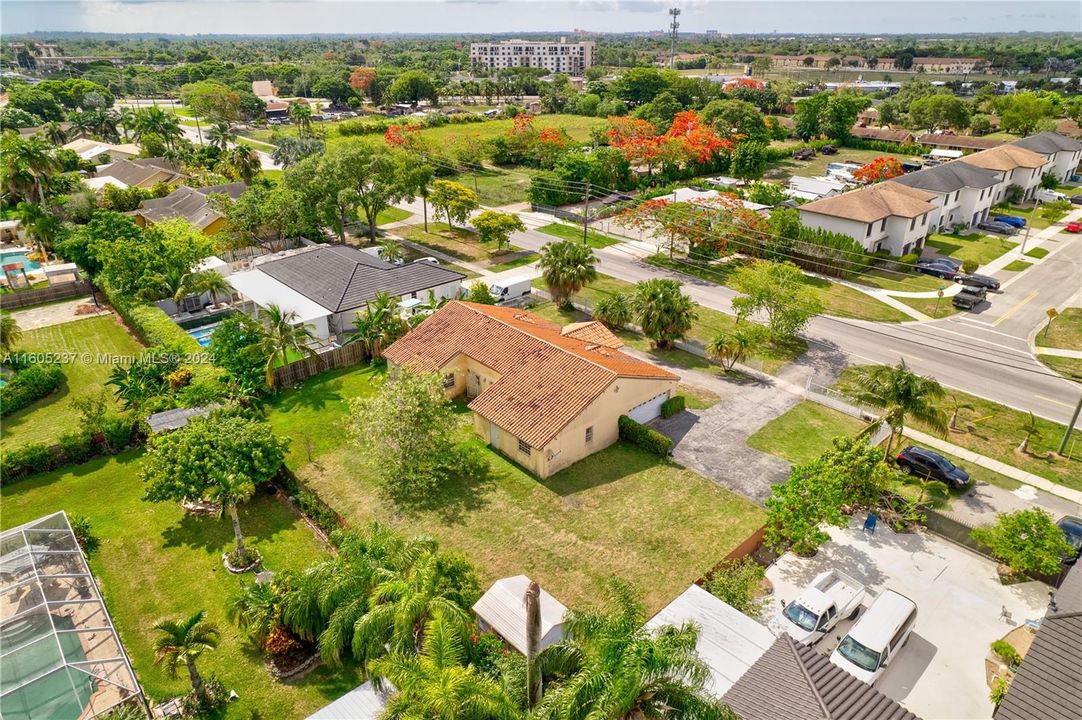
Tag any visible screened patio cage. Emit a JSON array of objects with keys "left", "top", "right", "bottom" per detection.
[{"left": 0, "top": 512, "right": 145, "bottom": 719}]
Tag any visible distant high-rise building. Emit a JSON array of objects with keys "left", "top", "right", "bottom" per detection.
[{"left": 470, "top": 38, "right": 595, "bottom": 75}]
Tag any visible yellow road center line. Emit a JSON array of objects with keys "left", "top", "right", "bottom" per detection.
[{"left": 992, "top": 291, "right": 1038, "bottom": 327}]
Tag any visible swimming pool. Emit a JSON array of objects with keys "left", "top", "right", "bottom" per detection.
[
  {"left": 186, "top": 323, "right": 218, "bottom": 347},
  {"left": 0, "top": 250, "right": 41, "bottom": 272}
]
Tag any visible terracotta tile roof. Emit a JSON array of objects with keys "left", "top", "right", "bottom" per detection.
[
  {"left": 383, "top": 302, "right": 677, "bottom": 448},
  {"left": 959, "top": 144, "right": 1048, "bottom": 171},
  {"left": 798, "top": 182, "right": 937, "bottom": 223},
  {"left": 561, "top": 321, "right": 624, "bottom": 349}
]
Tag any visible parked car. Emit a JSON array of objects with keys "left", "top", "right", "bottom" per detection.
[
  {"left": 1066, "top": 221, "right": 1081, "bottom": 233},
  {"left": 927, "top": 255, "right": 962, "bottom": 270},
  {"left": 1069, "top": 195, "right": 1082, "bottom": 206},
  {"left": 829, "top": 590, "right": 917, "bottom": 685},
  {"left": 1057, "top": 515, "right": 1082, "bottom": 564},
  {"left": 896, "top": 446, "right": 971, "bottom": 489},
  {"left": 978, "top": 220, "right": 1017, "bottom": 235},
  {"left": 955, "top": 273, "right": 1000, "bottom": 291},
  {"left": 991, "top": 214, "right": 1026, "bottom": 229},
  {"left": 1035, "top": 189, "right": 1067, "bottom": 203},
  {"left": 915, "top": 261, "right": 958, "bottom": 280},
  {"left": 952, "top": 285, "right": 987, "bottom": 310},
  {"left": 413, "top": 257, "right": 441, "bottom": 266},
  {"left": 772, "top": 569, "right": 866, "bottom": 645}
]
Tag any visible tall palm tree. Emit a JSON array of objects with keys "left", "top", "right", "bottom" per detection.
[
  {"left": 225, "top": 145, "right": 260, "bottom": 184},
  {"left": 142, "top": 268, "right": 229, "bottom": 306},
  {"left": 706, "top": 328, "right": 758, "bottom": 371},
  {"left": 533, "top": 581, "right": 730, "bottom": 720},
  {"left": 1, "top": 314, "right": 22, "bottom": 355},
  {"left": 14, "top": 201, "right": 59, "bottom": 256},
  {"left": 152, "top": 610, "right": 221, "bottom": 704},
  {"left": 256, "top": 304, "right": 318, "bottom": 387},
  {"left": 526, "top": 580, "right": 543, "bottom": 708},
  {"left": 2, "top": 134, "right": 57, "bottom": 204},
  {"left": 371, "top": 616, "right": 520, "bottom": 720},
  {"left": 538, "top": 240, "right": 598, "bottom": 308},
  {"left": 289, "top": 102, "right": 313, "bottom": 137},
  {"left": 206, "top": 473, "right": 257, "bottom": 564},
  {"left": 117, "top": 107, "right": 137, "bottom": 141},
  {"left": 197, "top": 270, "right": 233, "bottom": 306},
  {"left": 848, "top": 361, "right": 947, "bottom": 460},
  {"left": 635, "top": 278, "right": 697, "bottom": 349},
  {"left": 346, "top": 292, "right": 406, "bottom": 359},
  {"left": 206, "top": 121, "right": 236, "bottom": 151},
  {"left": 132, "top": 107, "right": 184, "bottom": 150},
  {"left": 43, "top": 121, "right": 68, "bottom": 146}
]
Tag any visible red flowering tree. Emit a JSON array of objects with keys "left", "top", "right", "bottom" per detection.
[
  {"left": 665, "top": 110, "right": 732, "bottom": 165},
  {"left": 349, "top": 67, "right": 377, "bottom": 96},
  {"left": 384, "top": 123, "right": 423, "bottom": 149},
  {"left": 853, "top": 157, "right": 904, "bottom": 184}
]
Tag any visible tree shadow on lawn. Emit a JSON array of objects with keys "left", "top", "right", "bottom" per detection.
[
  {"left": 543, "top": 443, "right": 662, "bottom": 497},
  {"left": 159, "top": 494, "right": 307, "bottom": 554},
  {"left": 383, "top": 446, "right": 497, "bottom": 525},
  {"left": 0, "top": 377, "right": 72, "bottom": 436}
]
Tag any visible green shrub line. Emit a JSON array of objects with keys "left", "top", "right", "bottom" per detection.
[
  {"left": 617, "top": 414, "right": 674, "bottom": 456},
  {"left": 0, "top": 420, "right": 138, "bottom": 485},
  {"left": 0, "top": 361, "right": 65, "bottom": 416},
  {"left": 660, "top": 395, "right": 686, "bottom": 418},
  {"left": 275, "top": 466, "right": 346, "bottom": 538}
]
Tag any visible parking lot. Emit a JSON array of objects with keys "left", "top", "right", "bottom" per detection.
[{"left": 766, "top": 519, "right": 1050, "bottom": 719}]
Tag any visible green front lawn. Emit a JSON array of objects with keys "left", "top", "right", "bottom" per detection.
[
  {"left": 2, "top": 315, "right": 145, "bottom": 450},
  {"left": 1038, "top": 355, "right": 1082, "bottom": 382},
  {"left": 376, "top": 206, "right": 412, "bottom": 225},
  {"left": 0, "top": 452, "right": 351, "bottom": 719},
  {"left": 1003, "top": 259, "right": 1032, "bottom": 272},
  {"left": 485, "top": 252, "right": 539, "bottom": 273},
  {"left": 676, "top": 382, "right": 722, "bottom": 410},
  {"left": 854, "top": 267, "right": 946, "bottom": 293},
  {"left": 447, "top": 168, "right": 540, "bottom": 207},
  {"left": 1024, "top": 246, "right": 1049, "bottom": 259},
  {"left": 924, "top": 232, "right": 1014, "bottom": 268},
  {"left": 538, "top": 222, "right": 621, "bottom": 249},
  {"left": 894, "top": 293, "right": 959, "bottom": 319},
  {"left": 396, "top": 222, "right": 491, "bottom": 263},
  {"left": 835, "top": 367, "right": 1082, "bottom": 491},
  {"left": 1036, "top": 307, "right": 1082, "bottom": 350}
]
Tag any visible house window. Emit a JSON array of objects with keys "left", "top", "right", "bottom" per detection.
[
  {"left": 954, "top": 191, "right": 960, "bottom": 201},
  {"left": 585, "top": 426, "right": 594, "bottom": 443},
  {"left": 922, "top": 214, "right": 927, "bottom": 226},
  {"left": 880, "top": 219, "right": 887, "bottom": 231},
  {"left": 910, "top": 217, "right": 916, "bottom": 230},
  {"left": 518, "top": 439, "right": 531, "bottom": 456},
  {"left": 866, "top": 224, "right": 872, "bottom": 237},
  {"left": 442, "top": 373, "right": 455, "bottom": 389}
]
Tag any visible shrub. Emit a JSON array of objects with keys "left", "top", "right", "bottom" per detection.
[
  {"left": 660, "top": 395, "right": 686, "bottom": 418},
  {"left": 69, "top": 514, "right": 100, "bottom": 554},
  {"left": 263, "top": 626, "right": 302, "bottom": 657},
  {"left": 0, "top": 362, "right": 65, "bottom": 416},
  {"left": 179, "top": 676, "right": 227, "bottom": 718},
  {"left": 962, "top": 259, "right": 979, "bottom": 274},
  {"left": 990, "top": 678, "right": 1010, "bottom": 708},
  {"left": 470, "top": 631, "right": 506, "bottom": 678},
  {"left": 703, "top": 558, "right": 768, "bottom": 617},
  {"left": 618, "top": 415, "right": 673, "bottom": 456},
  {"left": 991, "top": 639, "right": 1022, "bottom": 667},
  {"left": 594, "top": 293, "right": 635, "bottom": 330},
  {"left": 58, "top": 431, "right": 97, "bottom": 465},
  {"left": 100, "top": 414, "right": 135, "bottom": 452},
  {"left": 972, "top": 508, "right": 1074, "bottom": 577},
  {"left": 0, "top": 442, "right": 58, "bottom": 483}
]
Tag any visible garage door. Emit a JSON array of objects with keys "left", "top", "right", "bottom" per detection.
[{"left": 628, "top": 391, "right": 669, "bottom": 423}]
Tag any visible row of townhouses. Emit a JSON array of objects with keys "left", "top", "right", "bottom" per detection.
[{"left": 798, "top": 132, "right": 1082, "bottom": 255}]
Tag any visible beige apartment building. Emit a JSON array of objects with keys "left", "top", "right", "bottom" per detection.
[{"left": 470, "top": 38, "right": 595, "bottom": 76}]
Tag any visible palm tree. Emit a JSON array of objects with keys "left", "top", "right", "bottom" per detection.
[
  {"left": 1, "top": 314, "right": 22, "bottom": 355},
  {"left": 946, "top": 393, "right": 975, "bottom": 432},
  {"left": 142, "top": 269, "right": 228, "bottom": 307},
  {"left": 533, "top": 581, "right": 730, "bottom": 720},
  {"left": 538, "top": 240, "right": 598, "bottom": 308},
  {"left": 228, "top": 580, "right": 282, "bottom": 645},
  {"left": 117, "top": 107, "right": 137, "bottom": 141},
  {"left": 371, "top": 616, "right": 520, "bottom": 720},
  {"left": 197, "top": 270, "right": 233, "bottom": 306},
  {"left": 225, "top": 145, "right": 260, "bottom": 184},
  {"left": 1018, "top": 412, "right": 1041, "bottom": 454},
  {"left": 43, "top": 121, "right": 68, "bottom": 146},
  {"left": 289, "top": 101, "right": 313, "bottom": 137},
  {"left": 593, "top": 293, "right": 634, "bottom": 330},
  {"left": 256, "top": 304, "right": 318, "bottom": 387},
  {"left": 848, "top": 361, "right": 948, "bottom": 460},
  {"left": 152, "top": 610, "right": 221, "bottom": 704},
  {"left": 346, "top": 293, "right": 406, "bottom": 359},
  {"left": 706, "top": 328, "right": 759, "bottom": 371},
  {"left": 206, "top": 473, "right": 257, "bottom": 564},
  {"left": 378, "top": 237, "right": 405, "bottom": 264},
  {"left": 132, "top": 107, "right": 184, "bottom": 150},
  {"left": 206, "top": 121, "right": 236, "bottom": 151},
  {"left": 526, "top": 580, "right": 543, "bottom": 708},
  {"left": 2, "top": 134, "right": 58, "bottom": 204},
  {"left": 270, "top": 136, "right": 324, "bottom": 169},
  {"left": 635, "top": 278, "right": 697, "bottom": 349}
]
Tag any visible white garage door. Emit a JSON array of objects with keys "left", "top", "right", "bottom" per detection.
[{"left": 628, "top": 391, "right": 669, "bottom": 423}]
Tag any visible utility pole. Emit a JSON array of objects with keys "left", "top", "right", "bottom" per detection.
[
  {"left": 1059, "top": 394, "right": 1082, "bottom": 456},
  {"left": 582, "top": 181, "right": 590, "bottom": 244},
  {"left": 668, "top": 8, "right": 681, "bottom": 70},
  {"left": 1019, "top": 198, "right": 1041, "bottom": 254}
]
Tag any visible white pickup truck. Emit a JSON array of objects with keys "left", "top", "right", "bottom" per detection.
[{"left": 772, "top": 569, "right": 866, "bottom": 645}]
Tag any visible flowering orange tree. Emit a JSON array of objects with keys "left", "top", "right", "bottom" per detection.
[
  {"left": 853, "top": 156, "right": 904, "bottom": 184},
  {"left": 608, "top": 111, "right": 729, "bottom": 176},
  {"left": 349, "top": 67, "right": 377, "bottom": 96},
  {"left": 666, "top": 110, "right": 732, "bottom": 164},
  {"left": 384, "top": 123, "right": 423, "bottom": 149}
]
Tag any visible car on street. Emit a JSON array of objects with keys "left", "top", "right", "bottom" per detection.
[
  {"left": 978, "top": 220, "right": 1018, "bottom": 235},
  {"left": 829, "top": 590, "right": 917, "bottom": 685},
  {"left": 992, "top": 214, "right": 1026, "bottom": 229},
  {"left": 771, "top": 569, "right": 866, "bottom": 645},
  {"left": 1057, "top": 515, "right": 1082, "bottom": 564},
  {"left": 955, "top": 273, "right": 1000, "bottom": 291},
  {"left": 953, "top": 285, "right": 987, "bottom": 310},
  {"left": 1066, "top": 221, "right": 1081, "bottom": 233},
  {"left": 896, "top": 446, "right": 971, "bottom": 488},
  {"left": 915, "top": 260, "right": 958, "bottom": 279},
  {"left": 1069, "top": 195, "right": 1082, "bottom": 206}
]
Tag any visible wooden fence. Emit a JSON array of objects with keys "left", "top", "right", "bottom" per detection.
[
  {"left": 272, "top": 343, "right": 367, "bottom": 388},
  {"left": 0, "top": 281, "right": 92, "bottom": 310}
]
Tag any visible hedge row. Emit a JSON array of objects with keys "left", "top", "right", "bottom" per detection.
[
  {"left": 277, "top": 468, "right": 345, "bottom": 538},
  {"left": 618, "top": 414, "right": 674, "bottom": 456},
  {"left": 0, "top": 362, "right": 65, "bottom": 417},
  {"left": 0, "top": 418, "right": 137, "bottom": 485},
  {"left": 660, "top": 395, "right": 686, "bottom": 419}
]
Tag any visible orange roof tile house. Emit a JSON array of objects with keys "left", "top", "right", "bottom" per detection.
[{"left": 383, "top": 301, "right": 679, "bottom": 478}]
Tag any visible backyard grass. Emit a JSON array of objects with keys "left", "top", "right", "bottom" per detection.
[
  {"left": 1003, "top": 259, "right": 1032, "bottom": 272},
  {"left": 765, "top": 147, "right": 908, "bottom": 183},
  {"left": 2, "top": 315, "right": 145, "bottom": 450},
  {"left": 261, "top": 168, "right": 283, "bottom": 183},
  {"left": 924, "top": 232, "right": 1014, "bottom": 268},
  {"left": 835, "top": 367, "right": 1082, "bottom": 491},
  {"left": 376, "top": 206, "right": 412, "bottom": 225},
  {"left": 538, "top": 222, "right": 621, "bottom": 249},
  {"left": 1036, "top": 307, "right": 1082, "bottom": 350},
  {"left": 0, "top": 452, "right": 352, "bottom": 719},
  {"left": 1024, "top": 246, "right": 1049, "bottom": 259}
]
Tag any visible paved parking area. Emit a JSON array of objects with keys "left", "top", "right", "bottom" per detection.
[
  {"left": 7, "top": 297, "right": 110, "bottom": 330},
  {"left": 766, "top": 519, "right": 1050, "bottom": 719}
]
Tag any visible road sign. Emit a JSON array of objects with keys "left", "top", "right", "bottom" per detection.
[{"left": 1047, "top": 308, "right": 1059, "bottom": 320}]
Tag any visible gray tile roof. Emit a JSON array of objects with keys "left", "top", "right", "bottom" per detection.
[
  {"left": 259, "top": 245, "right": 464, "bottom": 313},
  {"left": 97, "top": 157, "right": 185, "bottom": 187},
  {"left": 137, "top": 182, "right": 247, "bottom": 229},
  {"left": 890, "top": 161, "right": 1001, "bottom": 194},
  {"left": 1011, "top": 131, "right": 1082, "bottom": 156},
  {"left": 723, "top": 636, "right": 920, "bottom": 720},
  {"left": 995, "top": 563, "right": 1082, "bottom": 720},
  {"left": 146, "top": 404, "right": 219, "bottom": 433},
  {"left": 305, "top": 680, "right": 390, "bottom": 720}
]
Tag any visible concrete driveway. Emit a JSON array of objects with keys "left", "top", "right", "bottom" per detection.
[{"left": 766, "top": 519, "right": 1050, "bottom": 719}]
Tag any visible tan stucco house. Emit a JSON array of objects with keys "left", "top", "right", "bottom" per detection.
[{"left": 383, "top": 301, "right": 679, "bottom": 478}]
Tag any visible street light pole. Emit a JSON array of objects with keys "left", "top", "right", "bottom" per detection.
[
  {"left": 582, "top": 181, "right": 590, "bottom": 244},
  {"left": 1059, "top": 394, "right": 1082, "bottom": 456},
  {"left": 1019, "top": 198, "right": 1041, "bottom": 254}
]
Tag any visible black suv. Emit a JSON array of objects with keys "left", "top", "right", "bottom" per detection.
[
  {"left": 896, "top": 446, "right": 971, "bottom": 489},
  {"left": 953, "top": 285, "right": 987, "bottom": 310}
]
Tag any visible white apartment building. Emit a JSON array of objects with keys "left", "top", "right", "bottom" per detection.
[
  {"left": 798, "top": 183, "right": 937, "bottom": 256},
  {"left": 470, "top": 38, "right": 595, "bottom": 75},
  {"left": 959, "top": 144, "right": 1051, "bottom": 203},
  {"left": 890, "top": 162, "right": 1002, "bottom": 231},
  {"left": 1011, "top": 132, "right": 1082, "bottom": 183}
]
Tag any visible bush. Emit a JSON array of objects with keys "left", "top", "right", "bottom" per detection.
[
  {"left": 972, "top": 508, "right": 1074, "bottom": 577},
  {"left": 991, "top": 639, "right": 1022, "bottom": 667},
  {"left": 0, "top": 442, "right": 59, "bottom": 483},
  {"left": 278, "top": 469, "right": 343, "bottom": 536},
  {"left": 660, "top": 395, "right": 686, "bottom": 418},
  {"left": 703, "top": 558, "right": 768, "bottom": 617},
  {"left": 100, "top": 414, "right": 136, "bottom": 452},
  {"left": 0, "top": 362, "right": 65, "bottom": 416},
  {"left": 58, "top": 431, "right": 97, "bottom": 465},
  {"left": 990, "top": 678, "right": 1010, "bottom": 708},
  {"left": 962, "top": 259, "right": 979, "bottom": 274},
  {"left": 69, "top": 514, "right": 100, "bottom": 554},
  {"left": 618, "top": 415, "right": 673, "bottom": 456},
  {"left": 179, "top": 676, "right": 227, "bottom": 718}
]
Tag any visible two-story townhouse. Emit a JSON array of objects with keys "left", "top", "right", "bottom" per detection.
[
  {"left": 1011, "top": 132, "right": 1082, "bottom": 183},
  {"left": 797, "top": 183, "right": 937, "bottom": 256},
  {"left": 889, "top": 162, "right": 1002, "bottom": 231},
  {"left": 958, "top": 145, "right": 1050, "bottom": 202}
]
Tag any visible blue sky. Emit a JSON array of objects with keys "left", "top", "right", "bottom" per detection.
[{"left": 3, "top": 1, "right": 1079, "bottom": 35}]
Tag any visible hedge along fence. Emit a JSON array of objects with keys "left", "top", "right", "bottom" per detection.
[
  {"left": 0, "top": 416, "right": 139, "bottom": 486},
  {"left": 660, "top": 395, "right": 686, "bottom": 419},
  {"left": 0, "top": 361, "right": 65, "bottom": 416},
  {"left": 275, "top": 466, "right": 346, "bottom": 540},
  {"left": 617, "top": 415, "right": 674, "bottom": 456},
  {"left": 0, "top": 281, "right": 93, "bottom": 310}
]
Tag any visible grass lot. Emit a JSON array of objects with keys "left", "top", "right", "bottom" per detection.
[
  {"left": 485, "top": 252, "right": 539, "bottom": 273},
  {"left": 1036, "top": 308, "right": 1082, "bottom": 350},
  {"left": 644, "top": 254, "right": 910, "bottom": 323},
  {"left": 1024, "top": 246, "right": 1050, "bottom": 259},
  {"left": 1038, "top": 355, "right": 1082, "bottom": 382},
  {"left": 855, "top": 266, "right": 945, "bottom": 293},
  {"left": 924, "top": 232, "right": 1014, "bottom": 268},
  {"left": 2, "top": 316, "right": 145, "bottom": 450},
  {"left": 0, "top": 452, "right": 351, "bottom": 718},
  {"left": 765, "top": 147, "right": 908, "bottom": 183},
  {"left": 261, "top": 168, "right": 283, "bottom": 183},
  {"left": 676, "top": 382, "right": 722, "bottom": 410},
  {"left": 267, "top": 364, "right": 765, "bottom": 613},
  {"left": 376, "top": 206, "right": 412, "bottom": 225},
  {"left": 1003, "top": 259, "right": 1032, "bottom": 272},
  {"left": 448, "top": 167, "right": 541, "bottom": 207},
  {"left": 894, "top": 294, "right": 960, "bottom": 319},
  {"left": 538, "top": 222, "right": 621, "bottom": 249},
  {"left": 396, "top": 222, "right": 519, "bottom": 265},
  {"left": 835, "top": 367, "right": 1082, "bottom": 491}
]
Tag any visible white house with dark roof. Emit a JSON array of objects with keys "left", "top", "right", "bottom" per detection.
[
  {"left": 797, "top": 182, "right": 937, "bottom": 255},
  {"left": 227, "top": 245, "right": 464, "bottom": 340},
  {"left": 1011, "top": 131, "right": 1082, "bottom": 183},
  {"left": 890, "top": 161, "right": 1002, "bottom": 231}
]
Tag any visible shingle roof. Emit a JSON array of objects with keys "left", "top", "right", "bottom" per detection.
[
  {"left": 994, "top": 563, "right": 1082, "bottom": 720},
  {"left": 96, "top": 157, "right": 185, "bottom": 187},
  {"left": 959, "top": 144, "right": 1049, "bottom": 172},
  {"left": 849, "top": 126, "right": 914, "bottom": 144},
  {"left": 136, "top": 182, "right": 246, "bottom": 229},
  {"left": 890, "top": 161, "right": 1001, "bottom": 194},
  {"left": 724, "top": 636, "right": 921, "bottom": 720},
  {"left": 383, "top": 302, "right": 677, "bottom": 448},
  {"left": 258, "top": 245, "right": 464, "bottom": 313},
  {"left": 1011, "top": 131, "right": 1082, "bottom": 156},
  {"left": 798, "top": 182, "right": 937, "bottom": 223},
  {"left": 917, "top": 133, "right": 1005, "bottom": 151}
]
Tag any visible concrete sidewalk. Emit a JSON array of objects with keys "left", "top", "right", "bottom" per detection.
[{"left": 1037, "top": 347, "right": 1082, "bottom": 358}]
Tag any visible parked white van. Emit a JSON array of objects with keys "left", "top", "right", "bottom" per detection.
[
  {"left": 1035, "top": 189, "right": 1067, "bottom": 203},
  {"left": 829, "top": 590, "right": 917, "bottom": 685}
]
